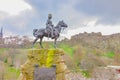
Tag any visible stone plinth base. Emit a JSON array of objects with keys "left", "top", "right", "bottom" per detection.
[{"left": 18, "top": 49, "right": 68, "bottom": 80}]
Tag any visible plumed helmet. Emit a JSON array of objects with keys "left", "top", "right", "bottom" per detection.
[{"left": 48, "top": 13, "right": 52, "bottom": 19}]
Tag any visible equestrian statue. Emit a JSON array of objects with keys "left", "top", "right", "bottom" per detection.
[{"left": 33, "top": 14, "right": 68, "bottom": 48}]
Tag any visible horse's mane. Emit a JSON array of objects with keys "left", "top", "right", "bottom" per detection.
[{"left": 54, "top": 21, "right": 61, "bottom": 28}]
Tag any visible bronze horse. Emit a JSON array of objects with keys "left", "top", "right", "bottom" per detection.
[{"left": 33, "top": 20, "right": 68, "bottom": 48}]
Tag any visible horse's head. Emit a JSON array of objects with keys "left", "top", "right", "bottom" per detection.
[
  {"left": 33, "top": 29, "right": 38, "bottom": 37},
  {"left": 58, "top": 20, "right": 68, "bottom": 28}
]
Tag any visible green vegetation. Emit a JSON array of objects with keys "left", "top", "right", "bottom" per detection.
[
  {"left": 7, "top": 67, "right": 20, "bottom": 77},
  {"left": 103, "top": 52, "right": 115, "bottom": 58},
  {"left": 4, "top": 65, "right": 20, "bottom": 80},
  {"left": 33, "top": 42, "right": 75, "bottom": 57},
  {"left": 81, "top": 70, "right": 91, "bottom": 78},
  {"left": 59, "top": 44, "right": 75, "bottom": 57},
  {"left": 0, "top": 48, "right": 6, "bottom": 54},
  {"left": 4, "top": 58, "right": 8, "bottom": 63},
  {"left": 0, "top": 42, "right": 119, "bottom": 80}
]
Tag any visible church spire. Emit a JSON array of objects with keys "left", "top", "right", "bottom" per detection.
[{"left": 0, "top": 27, "right": 3, "bottom": 38}]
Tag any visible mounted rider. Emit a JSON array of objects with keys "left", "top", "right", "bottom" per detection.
[{"left": 46, "top": 14, "right": 54, "bottom": 38}]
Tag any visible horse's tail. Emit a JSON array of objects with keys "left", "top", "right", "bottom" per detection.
[{"left": 33, "top": 29, "right": 38, "bottom": 37}]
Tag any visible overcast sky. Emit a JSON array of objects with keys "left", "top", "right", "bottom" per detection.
[{"left": 0, "top": 0, "right": 120, "bottom": 39}]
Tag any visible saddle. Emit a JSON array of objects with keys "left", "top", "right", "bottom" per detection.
[{"left": 45, "top": 27, "right": 55, "bottom": 39}]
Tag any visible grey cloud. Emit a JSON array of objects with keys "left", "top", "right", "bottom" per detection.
[
  {"left": 1, "top": 0, "right": 119, "bottom": 37},
  {"left": 76, "top": 0, "right": 120, "bottom": 25},
  {"left": 1, "top": 9, "right": 40, "bottom": 35}
]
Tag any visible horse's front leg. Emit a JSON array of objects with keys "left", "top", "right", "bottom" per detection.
[
  {"left": 39, "top": 37, "right": 43, "bottom": 48},
  {"left": 32, "top": 38, "right": 38, "bottom": 48},
  {"left": 54, "top": 38, "right": 57, "bottom": 48}
]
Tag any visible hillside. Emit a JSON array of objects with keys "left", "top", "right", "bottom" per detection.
[
  {"left": 1, "top": 32, "right": 120, "bottom": 79},
  {"left": 61, "top": 32, "right": 120, "bottom": 76}
]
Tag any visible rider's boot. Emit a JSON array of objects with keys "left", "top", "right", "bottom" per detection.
[
  {"left": 51, "top": 29, "right": 54, "bottom": 39},
  {"left": 51, "top": 33, "right": 54, "bottom": 39}
]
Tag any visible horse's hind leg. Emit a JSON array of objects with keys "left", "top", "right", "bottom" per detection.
[
  {"left": 54, "top": 38, "right": 57, "bottom": 48},
  {"left": 32, "top": 38, "right": 38, "bottom": 48},
  {"left": 39, "top": 37, "right": 43, "bottom": 48}
]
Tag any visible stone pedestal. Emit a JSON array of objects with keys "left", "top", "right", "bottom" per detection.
[{"left": 18, "top": 49, "right": 68, "bottom": 80}]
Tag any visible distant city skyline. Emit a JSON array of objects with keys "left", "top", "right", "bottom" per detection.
[{"left": 0, "top": 0, "right": 120, "bottom": 39}]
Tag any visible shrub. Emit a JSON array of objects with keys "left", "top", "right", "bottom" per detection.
[
  {"left": 59, "top": 44, "right": 74, "bottom": 57},
  {"left": 81, "top": 70, "right": 91, "bottom": 78},
  {"left": 104, "top": 52, "right": 115, "bottom": 58}
]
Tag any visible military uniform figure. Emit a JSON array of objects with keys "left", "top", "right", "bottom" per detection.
[{"left": 46, "top": 14, "right": 54, "bottom": 38}]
